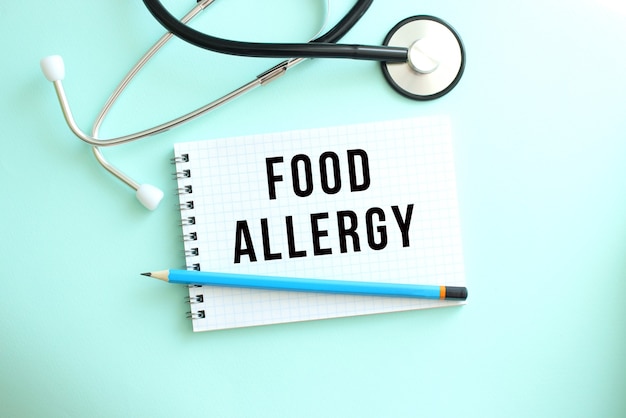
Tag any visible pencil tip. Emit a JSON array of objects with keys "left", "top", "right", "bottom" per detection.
[{"left": 141, "top": 272, "right": 152, "bottom": 277}]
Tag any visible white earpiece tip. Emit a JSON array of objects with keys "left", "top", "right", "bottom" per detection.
[
  {"left": 40, "top": 55, "right": 65, "bottom": 81},
  {"left": 136, "top": 184, "right": 164, "bottom": 211}
]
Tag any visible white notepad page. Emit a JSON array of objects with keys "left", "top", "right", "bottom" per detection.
[{"left": 174, "top": 116, "right": 465, "bottom": 332}]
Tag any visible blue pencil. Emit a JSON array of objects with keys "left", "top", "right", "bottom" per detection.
[{"left": 141, "top": 269, "right": 467, "bottom": 300}]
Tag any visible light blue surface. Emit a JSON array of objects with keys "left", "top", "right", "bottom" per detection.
[{"left": 1, "top": 0, "right": 625, "bottom": 417}]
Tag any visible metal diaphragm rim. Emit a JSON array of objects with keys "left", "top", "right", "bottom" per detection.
[{"left": 381, "top": 15, "right": 465, "bottom": 101}]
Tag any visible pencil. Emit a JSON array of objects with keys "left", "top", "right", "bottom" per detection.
[{"left": 141, "top": 269, "right": 468, "bottom": 300}]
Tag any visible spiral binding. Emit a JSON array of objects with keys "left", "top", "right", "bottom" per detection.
[
  {"left": 186, "top": 311, "right": 206, "bottom": 319},
  {"left": 184, "top": 248, "right": 199, "bottom": 257},
  {"left": 183, "top": 232, "right": 197, "bottom": 241},
  {"left": 173, "top": 152, "right": 205, "bottom": 322},
  {"left": 180, "top": 216, "right": 196, "bottom": 226},
  {"left": 179, "top": 201, "right": 194, "bottom": 210},
  {"left": 177, "top": 185, "right": 193, "bottom": 195},
  {"left": 171, "top": 153, "right": 189, "bottom": 164},
  {"left": 174, "top": 169, "right": 191, "bottom": 180},
  {"left": 184, "top": 294, "right": 204, "bottom": 304}
]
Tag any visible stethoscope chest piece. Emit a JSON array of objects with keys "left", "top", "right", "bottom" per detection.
[{"left": 382, "top": 16, "right": 465, "bottom": 100}]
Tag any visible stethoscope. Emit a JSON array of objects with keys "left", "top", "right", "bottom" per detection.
[{"left": 40, "top": 0, "right": 465, "bottom": 210}]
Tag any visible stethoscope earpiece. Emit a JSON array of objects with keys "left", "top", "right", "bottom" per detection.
[
  {"left": 136, "top": 184, "right": 165, "bottom": 211},
  {"left": 40, "top": 55, "right": 65, "bottom": 82},
  {"left": 381, "top": 16, "right": 465, "bottom": 100}
]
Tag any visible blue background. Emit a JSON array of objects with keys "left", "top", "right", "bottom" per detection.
[{"left": 1, "top": 0, "right": 625, "bottom": 416}]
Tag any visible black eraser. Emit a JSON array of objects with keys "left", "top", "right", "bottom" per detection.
[{"left": 445, "top": 286, "right": 468, "bottom": 300}]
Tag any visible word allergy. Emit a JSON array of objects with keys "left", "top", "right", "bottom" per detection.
[{"left": 233, "top": 149, "right": 415, "bottom": 263}]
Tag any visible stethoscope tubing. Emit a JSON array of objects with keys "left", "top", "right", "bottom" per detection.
[
  {"left": 42, "top": 0, "right": 464, "bottom": 209},
  {"left": 79, "top": 0, "right": 357, "bottom": 190},
  {"left": 142, "top": 0, "right": 409, "bottom": 62},
  {"left": 51, "top": 0, "right": 394, "bottom": 149}
]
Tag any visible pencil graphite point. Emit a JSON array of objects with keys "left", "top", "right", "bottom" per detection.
[{"left": 141, "top": 270, "right": 170, "bottom": 282}]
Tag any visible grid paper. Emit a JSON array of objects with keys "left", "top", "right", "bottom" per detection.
[{"left": 174, "top": 116, "right": 465, "bottom": 332}]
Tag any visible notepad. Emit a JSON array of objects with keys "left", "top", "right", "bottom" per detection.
[{"left": 173, "top": 116, "right": 465, "bottom": 332}]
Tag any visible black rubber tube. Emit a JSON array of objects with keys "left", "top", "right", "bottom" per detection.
[{"left": 142, "top": 0, "right": 408, "bottom": 62}]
